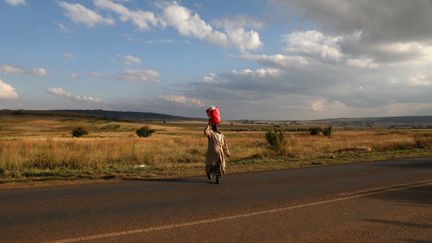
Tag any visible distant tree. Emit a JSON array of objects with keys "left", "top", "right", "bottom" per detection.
[
  {"left": 265, "top": 129, "right": 286, "bottom": 155},
  {"left": 72, "top": 127, "right": 88, "bottom": 137},
  {"left": 136, "top": 126, "right": 156, "bottom": 137},
  {"left": 309, "top": 127, "right": 321, "bottom": 136},
  {"left": 309, "top": 127, "right": 333, "bottom": 137},
  {"left": 322, "top": 127, "right": 333, "bottom": 137}
]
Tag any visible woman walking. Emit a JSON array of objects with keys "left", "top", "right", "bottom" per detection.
[{"left": 204, "top": 123, "right": 230, "bottom": 184}]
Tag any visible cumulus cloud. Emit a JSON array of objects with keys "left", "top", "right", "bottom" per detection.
[
  {"left": 270, "top": 0, "right": 432, "bottom": 43},
  {"left": 63, "top": 52, "right": 74, "bottom": 59},
  {"left": 231, "top": 68, "right": 280, "bottom": 77},
  {"left": 239, "top": 53, "right": 309, "bottom": 68},
  {"left": 59, "top": 1, "right": 115, "bottom": 27},
  {"left": 123, "top": 55, "right": 141, "bottom": 65},
  {"left": 271, "top": 1, "right": 432, "bottom": 66},
  {"left": 47, "top": 87, "right": 102, "bottom": 103},
  {"left": 408, "top": 75, "right": 432, "bottom": 87},
  {"left": 213, "top": 15, "right": 263, "bottom": 52},
  {"left": 89, "top": 68, "right": 159, "bottom": 82},
  {"left": 94, "top": 0, "right": 158, "bottom": 31},
  {"left": 57, "top": 22, "right": 70, "bottom": 32},
  {"left": 346, "top": 57, "right": 379, "bottom": 69},
  {"left": 0, "top": 79, "right": 18, "bottom": 99},
  {"left": 0, "top": 64, "right": 47, "bottom": 76},
  {"left": 311, "top": 100, "right": 323, "bottom": 112},
  {"left": 213, "top": 15, "right": 264, "bottom": 30},
  {"left": 202, "top": 73, "right": 218, "bottom": 84},
  {"left": 157, "top": 95, "right": 204, "bottom": 107},
  {"left": 160, "top": 3, "right": 228, "bottom": 47},
  {"left": 58, "top": 1, "right": 262, "bottom": 52},
  {"left": 4, "top": 0, "right": 25, "bottom": 6},
  {"left": 284, "top": 30, "right": 343, "bottom": 62}
]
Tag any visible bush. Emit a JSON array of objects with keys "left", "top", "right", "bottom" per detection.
[
  {"left": 136, "top": 126, "right": 156, "bottom": 137},
  {"left": 309, "top": 127, "right": 321, "bottom": 136},
  {"left": 265, "top": 129, "right": 286, "bottom": 154},
  {"left": 309, "top": 127, "right": 333, "bottom": 137},
  {"left": 322, "top": 127, "right": 333, "bottom": 137},
  {"left": 72, "top": 127, "right": 88, "bottom": 137},
  {"left": 414, "top": 134, "right": 432, "bottom": 149}
]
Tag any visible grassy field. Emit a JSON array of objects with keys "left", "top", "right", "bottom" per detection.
[{"left": 1, "top": 114, "right": 432, "bottom": 183}]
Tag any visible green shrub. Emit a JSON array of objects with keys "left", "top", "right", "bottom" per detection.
[
  {"left": 322, "top": 127, "right": 333, "bottom": 137},
  {"left": 136, "top": 126, "right": 156, "bottom": 137},
  {"left": 309, "top": 127, "right": 333, "bottom": 137},
  {"left": 265, "top": 129, "right": 286, "bottom": 154},
  {"left": 72, "top": 127, "right": 88, "bottom": 137},
  {"left": 415, "top": 134, "right": 432, "bottom": 149},
  {"left": 309, "top": 127, "right": 321, "bottom": 136}
]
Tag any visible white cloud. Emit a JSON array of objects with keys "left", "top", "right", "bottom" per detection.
[
  {"left": 75, "top": 1, "right": 262, "bottom": 51},
  {"left": 0, "top": 79, "right": 18, "bottom": 99},
  {"left": 232, "top": 68, "right": 280, "bottom": 77},
  {"left": 144, "top": 39, "right": 174, "bottom": 44},
  {"left": 71, "top": 73, "right": 81, "bottom": 79},
  {"left": 284, "top": 30, "right": 344, "bottom": 61},
  {"left": 123, "top": 55, "right": 141, "bottom": 65},
  {"left": 202, "top": 73, "right": 218, "bottom": 84},
  {"left": 213, "top": 15, "right": 264, "bottom": 30},
  {"left": 59, "top": 1, "right": 115, "bottom": 27},
  {"left": 225, "top": 28, "right": 262, "bottom": 52},
  {"left": 346, "top": 57, "right": 379, "bottom": 69},
  {"left": 0, "top": 64, "right": 47, "bottom": 76},
  {"left": 270, "top": 0, "right": 432, "bottom": 44},
  {"left": 213, "top": 16, "right": 263, "bottom": 52},
  {"left": 89, "top": 68, "right": 159, "bottom": 82},
  {"left": 161, "top": 3, "right": 228, "bottom": 47},
  {"left": 63, "top": 52, "right": 74, "bottom": 59},
  {"left": 408, "top": 74, "right": 432, "bottom": 86},
  {"left": 311, "top": 100, "right": 323, "bottom": 112},
  {"left": 47, "top": 88, "right": 102, "bottom": 103},
  {"left": 94, "top": 0, "right": 158, "bottom": 31},
  {"left": 240, "top": 53, "right": 309, "bottom": 68},
  {"left": 5, "top": 0, "right": 25, "bottom": 6},
  {"left": 157, "top": 95, "right": 204, "bottom": 107},
  {"left": 57, "top": 22, "right": 70, "bottom": 32}
]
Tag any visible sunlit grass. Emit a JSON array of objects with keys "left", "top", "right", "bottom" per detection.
[{"left": 1, "top": 114, "right": 432, "bottom": 181}]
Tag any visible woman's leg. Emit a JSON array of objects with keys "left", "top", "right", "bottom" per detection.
[{"left": 206, "top": 165, "right": 212, "bottom": 181}]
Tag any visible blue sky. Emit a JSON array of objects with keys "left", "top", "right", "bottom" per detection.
[{"left": 1, "top": 0, "right": 432, "bottom": 120}]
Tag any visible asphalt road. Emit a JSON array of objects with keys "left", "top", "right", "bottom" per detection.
[{"left": 1, "top": 157, "right": 432, "bottom": 242}]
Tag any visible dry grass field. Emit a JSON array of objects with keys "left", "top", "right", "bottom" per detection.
[{"left": 1, "top": 114, "right": 432, "bottom": 182}]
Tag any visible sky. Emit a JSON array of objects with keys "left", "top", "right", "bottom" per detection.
[{"left": 1, "top": 0, "right": 432, "bottom": 120}]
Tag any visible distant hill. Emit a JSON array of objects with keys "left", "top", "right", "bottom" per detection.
[
  {"left": 0, "top": 109, "right": 201, "bottom": 122},
  {"left": 311, "top": 116, "right": 432, "bottom": 127},
  {"left": 2, "top": 110, "right": 432, "bottom": 127}
]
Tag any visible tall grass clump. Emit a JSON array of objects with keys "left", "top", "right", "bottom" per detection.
[
  {"left": 414, "top": 134, "right": 432, "bottom": 148},
  {"left": 321, "top": 127, "right": 333, "bottom": 137},
  {"left": 265, "top": 129, "right": 286, "bottom": 155},
  {"left": 309, "top": 127, "right": 321, "bottom": 136},
  {"left": 72, "top": 127, "right": 88, "bottom": 137},
  {"left": 309, "top": 127, "right": 333, "bottom": 137},
  {"left": 136, "top": 126, "right": 156, "bottom": 137}
]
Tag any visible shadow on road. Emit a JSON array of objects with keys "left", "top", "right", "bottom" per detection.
[
  {"left": 123, "top": 178, "right": 211, "bottom": 184},
  {"left": 371, "top": 184, "right": 432, "bottom": 206},
  {"left": 364, "top": 219, "right": 431, "bottom": 229},
  {"left": 405, "top": 240, "right": 432, "bottom": 243},
  {"left": 374, "top": 159, "right": 432, "bottom": 169}
]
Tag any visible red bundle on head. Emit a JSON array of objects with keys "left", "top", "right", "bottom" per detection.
[{"left": 206, "top": 106, "right": 221, "bottom": 125}]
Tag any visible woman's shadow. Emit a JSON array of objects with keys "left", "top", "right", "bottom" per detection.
[{"left": 124, "top": 177, "right": 212, "bottom": 184}]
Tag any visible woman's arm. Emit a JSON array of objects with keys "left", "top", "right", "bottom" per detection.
[
  {"left": 204, "top": 123, "right": 212, "bottom": 137},
  {"left": 222, "top": 137, "right": 230, "bottom": 158}
]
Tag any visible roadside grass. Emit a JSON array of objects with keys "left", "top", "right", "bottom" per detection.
[{"left": 1, "top": 114, "right": 432, "bottom": 183}]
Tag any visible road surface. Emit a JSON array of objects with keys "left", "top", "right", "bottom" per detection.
[{"left": 1, "top": 157, "right": 432, "bottom": 242}]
